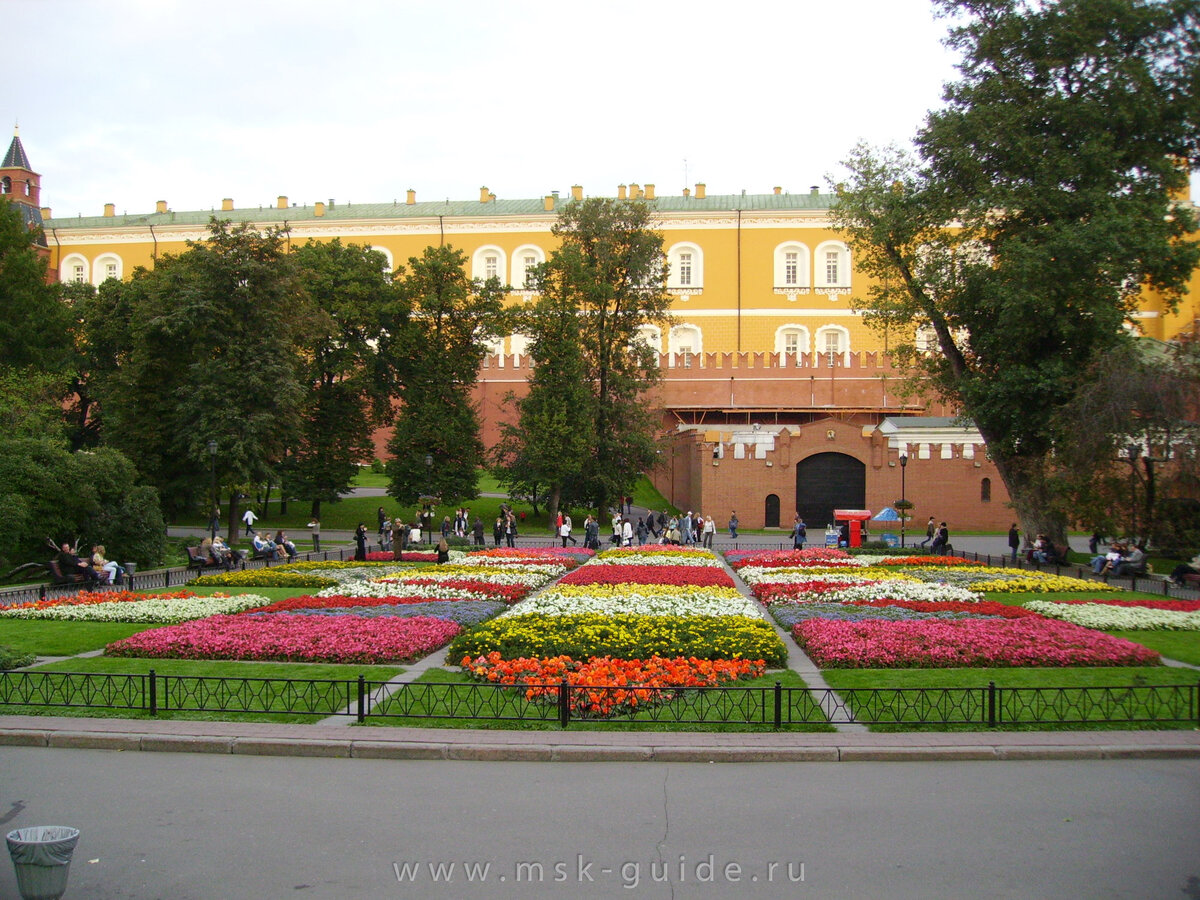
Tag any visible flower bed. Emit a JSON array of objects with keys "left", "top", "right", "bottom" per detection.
[
  {"left": 1025, "top": 600, "right": 1200, "bottom": 631},
  {"left": 0, "top": 590, "right": 198, "bottom": 612},
  {"left": 726, "top": 548, "right": 852, "bottom": 569},
  {"left": 760, "top": 580, "right": 983, "bottom": 606},
  {"left": 106, "top": 613, "right": 461, "bottom": 664},
  {"left": 448, "top": 613, "right": 787, "bottom": 666},
  {"left": 506, "top": 585, "right": 759, "bottom": 619},
  {"left": 770, "top": 602, "right": 994, "bottom": 630},
  {"left": 462, "top": 652, "right": 766, "bottom": 717},
  {"left": 793, "top": 617, "right": 1160, "bottom": 668},
  {"left": 296, "top": 600, "right": 507, "bottom": 627},
  {"left": 0, "top": 593, "right": 271, "bottom": 623},
  {"left": 558, "top": 564, "right": 735, "bottom": 587}
]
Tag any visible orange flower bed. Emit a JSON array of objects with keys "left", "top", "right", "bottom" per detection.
[
  {"left": 461, "top": 652, "right": 766, "bottom": 717},
  {"left": 4, "top": 590, "right": 199, "bottom": 612}
]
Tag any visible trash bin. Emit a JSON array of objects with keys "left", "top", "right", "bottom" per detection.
[
  {"left": 123, "top": 563, "right": 136, "bottom": 576},
  {"left": 7, "top": 826, "right": 80, "bottom": 900}
]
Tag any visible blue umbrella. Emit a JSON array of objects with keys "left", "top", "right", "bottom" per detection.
[{"left": 872, "top": 507, "right": 901, "bottom": 521}]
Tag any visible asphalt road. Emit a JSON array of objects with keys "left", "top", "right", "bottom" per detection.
[{"left": 2, "top": 748, "right": 1197, "bottom": 899}]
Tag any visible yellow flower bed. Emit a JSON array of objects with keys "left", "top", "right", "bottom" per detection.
[
  {"left": 969, "top": 574, "right": 1122, "bottom": 593},
  {"left": 190, "top": 570, "right": 337, "bottom": 589}
]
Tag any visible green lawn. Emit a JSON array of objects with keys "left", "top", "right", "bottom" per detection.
[
  {"left": 0, "top": 621, "right": 156, "bottom": 657},
  {"left": 1104, "top": 631, "right": 1200, "bottom": 667}
]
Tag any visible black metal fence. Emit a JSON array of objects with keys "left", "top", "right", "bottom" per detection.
[{"left": 1, "top": 671, "right": 1196, "bottom": 728}]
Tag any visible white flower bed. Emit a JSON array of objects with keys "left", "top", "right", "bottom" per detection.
[
  {"left": 373, "top": 567, "right": 556, "bottom": 588},
  {"left": 0, "top": 594, "right": 272, "bottom": 623},
  {"left": 772, "top": 580, "right": 984, "bottom": 606},
  {"left": 504, "top": 590, "right": 761, "bottom": 619},
  {"left": 314, "top": 582, "right": 504, "bottom": 601},
  {"left": 1025, "top": 601, "right": 1200, "bottom": 631}
]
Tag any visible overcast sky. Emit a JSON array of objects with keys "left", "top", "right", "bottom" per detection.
[{"left": 7, "top": 0, "right": 1157, "bottom": 219}]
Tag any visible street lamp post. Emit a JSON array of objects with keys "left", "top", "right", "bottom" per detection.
[
  {"left": 1127, "top": 443, "right": 1140, "bottom": 539},
  {"left": 207, "top": 440, "right": 218, "bottom": 540},
  {"left": 899, "top": 453, "right": 908, "bottom": 548}
]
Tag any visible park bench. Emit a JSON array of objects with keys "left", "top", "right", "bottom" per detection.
[
  {"left": 185, "top": 546, "right": 227, "bottom": 572},
  {"left": 46, "top": 559, "right": 87, "bottom": 585}
]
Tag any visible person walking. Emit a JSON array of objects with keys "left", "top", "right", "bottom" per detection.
[
  {"left": 920, "top": 516, "right": 935, "bottom": 550},
  {"left": 792, "top": 516, "right": 807, "bottom": 550},
  {"left": 728, "top": 511, "right": 739, "bottom": 540},
  {"left": 242, "top": 507, "right": 258, "bottom": 537},
  {"left": 353, "top": 524, "right": 368, "bottom": 561},
  {"left": 1008, "top": 523, "right": 1020, "bottom": 564}
]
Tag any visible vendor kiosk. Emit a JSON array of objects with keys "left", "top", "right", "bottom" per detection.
[{"left": 833, "top": 509, "right": 872, "bottom": 548}]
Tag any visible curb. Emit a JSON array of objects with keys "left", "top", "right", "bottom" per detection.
[{"left": 3, "top": 719, "right": 1198, "bottom": 763}]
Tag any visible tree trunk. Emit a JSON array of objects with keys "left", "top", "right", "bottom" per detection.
[
  {"left": 990, "top": 452, "right": 1070, "bottom": 550},
  {"left": 547, "top": 487, "right": 561, "bottom": 535},
  {"left": 226, "top": 491, "right": 240, "bottom": 545}
]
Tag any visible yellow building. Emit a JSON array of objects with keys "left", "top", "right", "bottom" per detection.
[{"left": 27, "top": 143, "right": 1200, "bottom": 531}]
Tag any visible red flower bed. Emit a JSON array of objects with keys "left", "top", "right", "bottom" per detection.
[
  {"left": 462, "top": 652, "right": 765, "bottom": 717},
  {"left": 106, "top": 613, "right": 460, "bottom": 664},
  {"left": 559, "top": 565, "right": 735, "bottom": 587},
  {"left": 752, "top": 581, "right": 876, "bottom": 603},
  {"left": 4, "top": 590, "right": 198, "bottom": 612},
  {"left": 727, "top": 548, "right": 851, "bottom": 570},
  {"left": 792, "top": 617, "right": 1160, "bottom": 668},
  {"left": 246, "top": 594, "right": 490, "bottom": 613},
  {"left": 876, "top": 556, "right": 981, "bottom": 567},
  {"left": 398, "top": 578, "right": 529, "bottom": 602},
  {"left": 847, "top": 599, "right": 1040, "bottom": 618},
  {"left": 366, "top": 551, "right": 436, "bottom": 561}
]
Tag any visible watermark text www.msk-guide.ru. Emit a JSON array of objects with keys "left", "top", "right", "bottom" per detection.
[{"left": 392, "top": 854, "right": 806, "bottom": 889}]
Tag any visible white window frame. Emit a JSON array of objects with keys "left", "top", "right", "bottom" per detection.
[
  {"left": 666, "top": 242, "right": 704, "bottom": 294},
  {"left": 668, "top": 324, "right": 703, "bottom": 366},
  {"left": 815, "top": 325, "right": 850, "bottom": 365},
  {"left": 92, "top": 253, "right": 123, "bottom": 285},
  {"left": 774, "top": 325, "right": 811, "bottom": 359},
  {"left": 62, "top": 253, "right": 89, "bottom": 284},
  {"left": 773, "top": 242, "right": 811, "bottom": 296},
  {"left": 813, "top": 240, "right": 851, "bottom": 294},
  {"left": 634, "top": 324, "right": 662, "bottom": 354},
  {"left": 471, "top": 245, "right": 508, "bottom": 285},
  {"left": 510, "top": 244, "right": 545, "bottom": 293}
]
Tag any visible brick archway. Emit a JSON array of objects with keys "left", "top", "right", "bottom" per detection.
[{"left": 795, "top": 452, "right": 865, "bottom": 532}]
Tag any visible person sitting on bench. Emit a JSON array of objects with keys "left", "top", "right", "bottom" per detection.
[{"left": 55, "top": 542, "right": 100, "bottom": 584}]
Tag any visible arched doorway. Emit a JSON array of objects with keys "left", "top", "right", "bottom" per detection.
[
  {"left": 764, "top": 494, "right": 780, "bottom": 528},
  {"left": 795, "top": 452, "right": 866, "bottom": 531}
]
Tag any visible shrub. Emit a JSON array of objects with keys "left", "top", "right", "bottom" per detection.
[{"left": 0, "top": 644, "right": 35, "bottom": 670}]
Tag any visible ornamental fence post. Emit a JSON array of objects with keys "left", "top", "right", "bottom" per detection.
[
  {"left": 987, "top": 680, "right": 997, "bottom": 728},
  {"left": 558, "top": 676, "right": 571, "bottom": 728},
  {"left": 773, "top": 681, "right": 782, "bottom": 729},
  {"left": 148, "top": 669, "right": 157, "bottom": 716},
  {"left": 357, "top": 675, "right": 366, "bottom": 723}
]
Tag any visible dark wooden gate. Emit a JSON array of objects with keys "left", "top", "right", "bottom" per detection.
[{"left": 795, "top": 453, "right": 866, "bottom": 531}]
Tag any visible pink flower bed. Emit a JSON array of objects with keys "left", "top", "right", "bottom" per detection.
[
  {"left": 366, "top": 551, "right": 436, "bottom": 561},
  {"left": 560, "top": 565, "right": 735, "bottom": 588},
  {"left": 106, "top": 613, "right": 460, "bottom": 664},
  {"left": 793, "top": 618, "right": 1160, "bottom": 668},
  {"left": 847, "top": 599, "right": 1040, "bottom": 619}
]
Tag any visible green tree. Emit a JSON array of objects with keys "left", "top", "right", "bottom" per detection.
[
  {"left": 492, "top": 279, "right": 597, "bottom": 522},
  {"left": 531, "top": 198, "right": 672, "bottom": 515},
  {"left": 97, "top": 220, "right": 304, "bottom": 534},
  {"left": 0, "top": 199, "right": 74, "bottom": 376},
  {"left": 831, "top": 0, "right": 1200, "bottom": 544},
  {"left": 287, "top": 239, "right": 392, "bottom": 520},
  {"left": 383, "top": 245, "right": 507, "bottom": 505}
]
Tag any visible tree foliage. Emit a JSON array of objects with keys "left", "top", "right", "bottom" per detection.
[
  {"left": 286, "top": 239, "right": 392, "bottom": 518},
  {"left": 383, "top": 245, "right": 507, "bottom": 505},
  {"left": 94, "top": 220, "right": 305, "bottom": 532},
  {"left": 831, "top": 0, "right": 1200, "bottom": 543},
  {"left": 504, "top": 198, "right": 671, "bottom": 516},
  {"left": 0, "top": 199, "right": 74, "bottom": 376}
]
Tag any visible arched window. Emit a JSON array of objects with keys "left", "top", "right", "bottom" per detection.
[
  {"left": 981, "top": 477, "right": 992, "bottom": 503},
  {"left": 814, "top": 325, "right": 850, "bottom": 364},
  {"left": 813, "top": 240, "right": 851, "bottom": 292},
  {"left": 61, "top": 253, "right": 89, "bottom": 284},
  {"left": 635, "top": 324, "right": 662, "bottom": 353},
  {"left": 93, "top": 253, "right": 123, "bottom": 285},
  {"left": 471, "top": 245, "right": 508, "bottom": 285},
  {"left": 668, "top": 324, "right": 703, "bottom": 367},
  {"left": 764, "top": 494, "right": 781, "bottom": 528},
  {"left": 773, "top": 242, "right": 811, "bottom": 295},
  {"left": 666, "top": 242, "right": 704, "bottom": 293},
  {"left": 774, "top": 325, "right": 811, "bottom": 358},
  {"left": 366, "top": 245, "right": 394, "bottom": 272},
  {"left": 0, "top": 176, "right": 9, "bottom": 194},
  {"left": 511, "top": 244, "right": 545, "bottom": 291}
]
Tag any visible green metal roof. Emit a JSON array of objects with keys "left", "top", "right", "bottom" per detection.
[{"left": 44, "top": 191, "right": 835, "bottom": 230}]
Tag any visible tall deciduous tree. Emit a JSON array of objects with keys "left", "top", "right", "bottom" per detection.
[
  {"left": 492, "top": 277, "right": 597, "bottom": 522},
  {"left": 525, "top": 198, "right": 672, "bottom": 516},
  {"left": 0, "top": 199, "right": 74, "bottom": 376},
  {"left": 383, "top": 245, "right": 507, "bottom": 506},
  {"left": 831, "top": 0, "right": 1200, "bottom": 544},
  {"left": 97, "top": 219, "right": 304, "bottom": 534},
  {"left": 287, "top": 239, "right": 392, "bottom": 520}
]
